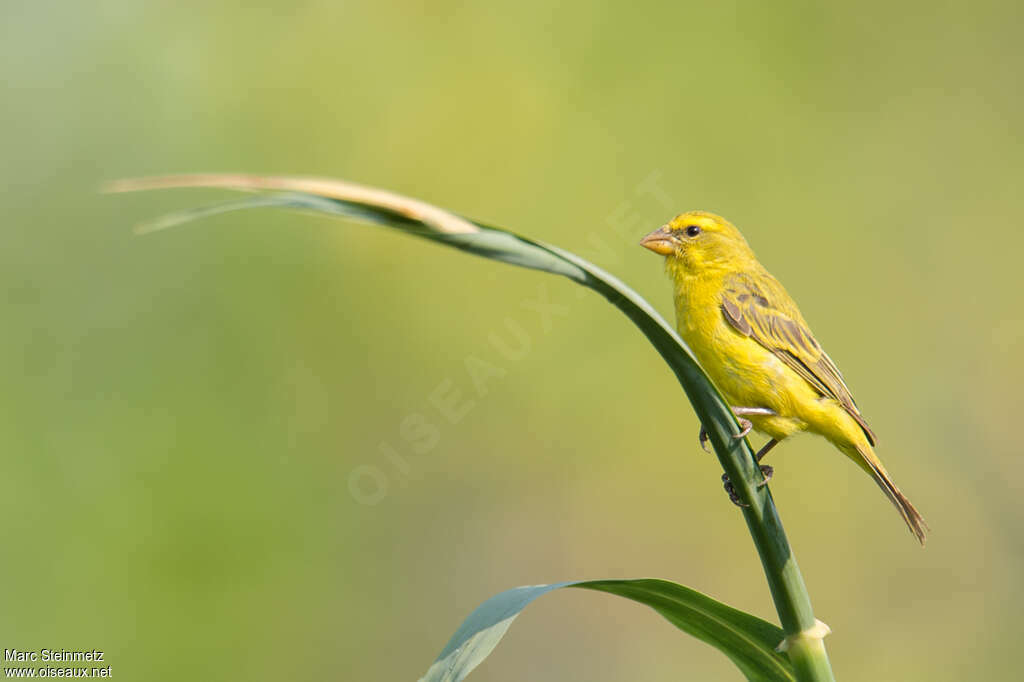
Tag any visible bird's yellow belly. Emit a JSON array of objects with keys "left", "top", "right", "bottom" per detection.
[{"left": 679, "top": 311, "right": 823, "bottom": 442}]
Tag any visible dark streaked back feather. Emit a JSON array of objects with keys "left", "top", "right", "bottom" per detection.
[{"left": 719, "top": 271, "right": 877, "bottom": 446}]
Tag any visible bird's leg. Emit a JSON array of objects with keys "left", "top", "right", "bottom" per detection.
[
  {"left": 697, "top": 406, "right": 775, "bottom": 451},
  {"left": 721, "top": 422, "right": 780, "bottom": 506},
  {"left": 698, "top": 407, "right": 779, "bottom": 505},
  {"left": 753, "top": 438, "right": 779, "bottom": 489},
  {"left": 754, "top": 438, "right": 779, "bottom": 462},
  {"left": 730, "top": 407, "right": 776, "bottom": 440}
]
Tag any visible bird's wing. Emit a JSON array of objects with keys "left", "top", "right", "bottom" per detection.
[{"left": 719, "top": 271, "right": 877, "bottom": 445}]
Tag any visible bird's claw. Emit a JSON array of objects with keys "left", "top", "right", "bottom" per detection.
[
  {"left": 700, "top": 416, "right": 753, "bottom": 450},
  {"left": 721, "top": 473, "right": 748, "bottom": 507},
  {"left": 699, "top": 408, "right": 773, "bottom": 452},
  {"left": 722, "top": 465, "right": 775, "bottom": 506},
  {"left": 733, "top": 417, "right": 753, "bottom": 440}
]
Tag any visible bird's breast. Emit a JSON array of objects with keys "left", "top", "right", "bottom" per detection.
[{"left": 673, "top": 278, "right": 814, "bottom": 439}]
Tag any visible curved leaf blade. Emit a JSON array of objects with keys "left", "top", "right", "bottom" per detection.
[
  {"left": 106, "top": 176, "right": 736, "bottom": 449},
  {"left": 418, "top": 583, "right": 569, "bottom": 682},
  {"left": 419, "top": 578, "right": 793, "bottom": 682}
]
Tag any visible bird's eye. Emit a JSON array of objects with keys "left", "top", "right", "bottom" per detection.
[{"left": 685, "top": 225, "right": 701, "bottom": 237}]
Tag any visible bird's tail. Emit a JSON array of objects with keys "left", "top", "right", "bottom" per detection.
[{"left": 839, "top": 441, "right": 928, "bottom": 545}]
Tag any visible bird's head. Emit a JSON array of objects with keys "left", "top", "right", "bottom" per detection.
[{"left": 639, "top": 211, "right": 754, "bottom": 274}]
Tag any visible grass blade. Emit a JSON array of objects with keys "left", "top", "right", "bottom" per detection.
[{"left": 419, "top": 578, "right": 794, "bottom": 682}]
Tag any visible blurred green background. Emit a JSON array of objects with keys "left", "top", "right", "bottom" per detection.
[{"left": 3, "top": 1, "right": 1022, "bottom": 680}]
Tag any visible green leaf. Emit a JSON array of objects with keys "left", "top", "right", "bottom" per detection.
[
  {"left": 419, "top": 578, "right": 794, "bottom": 682},
  {"left": 104, "top": 175, "right": 747, "bottom": 472}
]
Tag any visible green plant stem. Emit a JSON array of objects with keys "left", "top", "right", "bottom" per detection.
[
  {"left": 787, "top": 637, "right": 833, "bottom": 681},
  {"left": 698, "top": 402, "right": 836, "bottom": 682}
]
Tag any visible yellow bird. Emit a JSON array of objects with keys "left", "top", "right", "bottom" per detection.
[{"left": 641, "top": 211, "right": 927, "bottom": 544}]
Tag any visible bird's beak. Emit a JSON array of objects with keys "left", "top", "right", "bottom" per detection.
[{"left": 639, "top": 227, "right": 676, "bottom": 255}]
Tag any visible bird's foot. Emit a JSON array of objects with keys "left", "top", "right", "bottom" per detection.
[
  {"left": 731, "top": 407, "right": 776, "bottom": 440},
  {"left": 722, "top": 465, "right": 775, "bottom": 506},
  {"left": 721, "top": 473, "right": 746, "bottom": 507},
  {"left": 698, "top": 406, "right": 776, "bottom": 451},
  {"left": 733, "top": 417, "right": 753, "bottom": 439}
]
